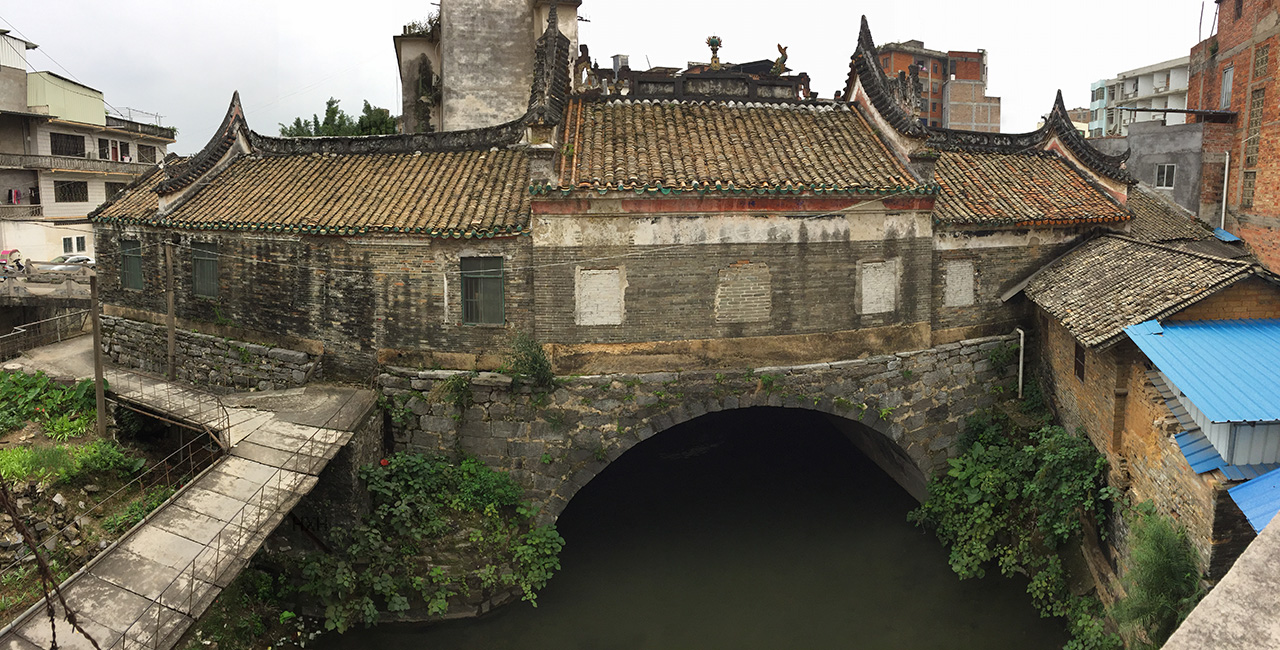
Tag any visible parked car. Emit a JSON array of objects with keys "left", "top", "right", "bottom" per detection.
[{"left": 34, "top": 255, "right": 95, "bottom": 272}]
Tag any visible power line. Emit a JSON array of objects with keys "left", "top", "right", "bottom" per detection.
[{"left": 0, "top": 15, "right": 128, "bottom": 118}]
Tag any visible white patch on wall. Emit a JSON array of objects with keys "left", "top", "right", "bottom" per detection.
[
  {"left": 715, "top": 262, "right": 771, "bottom": 323},
  {"left": 944, "top": 260, "right": 976, "bottom": 307},
  {"left": 575, "top": 268, "right": 625, "bottom": 325},
  {"left": 859, "top": 259, "right": 898, "bottom": 314}
]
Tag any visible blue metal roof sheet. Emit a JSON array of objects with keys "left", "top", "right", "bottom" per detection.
[
  {"left": 1173, "top": 430, "right": 1278, "bottom": 479},
  {"left": 1175, "top": 429, "right": 1227, "bottom": 474},
  {"left": 1213, "top": 227, "right": 1243, "bottom": 243},
  {"left": 1125, "top": 319, "right": 1280, "bottom": 423},
  {"left": 1228, "top": 466, "right": 1280, "bottom": 532}
]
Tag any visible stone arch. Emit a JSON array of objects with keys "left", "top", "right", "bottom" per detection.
[{"left": 542, "top": 396, "right": 929, "bottom": 524}]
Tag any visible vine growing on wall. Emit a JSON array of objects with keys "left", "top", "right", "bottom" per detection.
[
  {"left": 300, "top": 454, "right": 563, "bottom": 633},
  {"left": 909, "top": 408, "right": 1121, "bottom": 650}
]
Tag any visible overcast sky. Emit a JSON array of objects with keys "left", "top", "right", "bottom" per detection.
[{"left": 2, "top": 1, "right": 1216, "bottom": 154}]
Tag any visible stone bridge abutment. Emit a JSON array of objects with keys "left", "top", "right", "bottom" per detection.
[{"left": 377, "top": 333, "right": 1019, "bottom": 522}]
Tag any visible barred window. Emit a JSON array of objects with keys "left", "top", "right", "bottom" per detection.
[
  {"left": 192, "top": 242, "right": 218, "bottom": 298},
  {"left": 50, "top": 133, "right": 85, "bottom": 157},
  {"left": 137, "top": 145, "right": 157, "bottom": 164},
  {"left": 53, "top": 180, "right": 88, "bottom": 203},
  {"left": 461, "top": 257, "right": 503, "bottom": 324},
  {"left": 1242, "top": 171, "right": 1257, "bottom": 208},
  {"left": 121, "top": 239, "right": 143, "bottom": 290}
]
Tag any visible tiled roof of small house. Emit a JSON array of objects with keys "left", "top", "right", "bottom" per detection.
[
  {"left": 1024, "top": 234, "right": 1254, "bottom": 348},
  {"left": 95, "top": 150, "right": 532, "bottom": 238},
  {"left": 932, "top": 150, "right": 1130, "bottom": 227},
  {"left": 1126, "top": 184, "right": 1213, "bottom": 243},
  {"left": 551, "top": 98, "right": 924, "bottom": 194},
  {"left": 90, "top": 155, "right": 179, "bottom": 222}
]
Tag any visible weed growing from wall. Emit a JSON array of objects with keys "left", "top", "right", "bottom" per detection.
[
  {"left": 502, "top": 332, "right": 554, "bottom": 390},
  {"left": 1111, "top": 502, "right": 1204, "bottom": 648}
]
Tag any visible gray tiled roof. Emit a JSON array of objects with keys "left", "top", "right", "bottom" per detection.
[{"left": 1025, "top": 234, "right": 1254, "bottom": 348}]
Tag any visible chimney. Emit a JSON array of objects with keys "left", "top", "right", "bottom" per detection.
[{"left": 612, "top": 54, "right": 629, "bottom": 75}]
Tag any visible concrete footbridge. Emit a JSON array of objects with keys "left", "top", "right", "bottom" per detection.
[{"left": 0, "top": 366, "right": 375, "bottom": 650}]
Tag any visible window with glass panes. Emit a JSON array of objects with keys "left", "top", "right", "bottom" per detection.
[
  {"left": 192, "top": 242, "right": 218, "bottom": 298},
  {"left": 461, "top": 257, "right": 503, "bottom": 324},
  {"left": 121, "top": 239, "right": 143, "bottom": 290}
]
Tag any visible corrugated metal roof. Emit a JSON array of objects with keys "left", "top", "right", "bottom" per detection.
[
  {"left": 1228, "top": 466, "right": 1280, "bottom": 532},
  {"left": 1214, "top": 227, "right": 1243, "bottom": 243},
  {"left": 1176, "top": 430, "right": 1227, "bottom": 474},
  {"left": 1126, "top": 319, "right": 1280, "bottom": 422}
]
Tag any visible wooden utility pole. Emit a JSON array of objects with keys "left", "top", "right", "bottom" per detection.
[
  {"left": 90, "top": 274, "right": 106, "bottom": 438},
  {"left": 166, "top": 241, "right": 176, "bottom": 380}
]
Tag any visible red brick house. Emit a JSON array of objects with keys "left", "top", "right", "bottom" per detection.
[
  {"left": 1186, "top": 0, "right": 1280, "bottom": 267},
  {"left": 1017, "top": 186, "right": 1280, "bottom": 577}
]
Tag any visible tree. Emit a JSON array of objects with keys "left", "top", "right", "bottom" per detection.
[{"left": 279, "top": 98, "right": 397, "bottom": 137}]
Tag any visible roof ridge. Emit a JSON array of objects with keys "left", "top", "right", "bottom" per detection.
[
  {"left": 1103, "top": 232, "right": 1253, "bottom": 266},
  {"left": 593, "top": 97, "right": 846, "bottom": 111}
]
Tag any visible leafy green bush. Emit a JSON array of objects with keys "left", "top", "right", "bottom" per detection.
[
  {"left": 73, "top": 440, "right": 144, "bottom": 477},
  {"left": 302, "top": 453, "right": 563, "bottom": 633},
  {"left": 1112, "top": 504, "right": 1204, "bottom": 648},
  {"left": 910, "top": 410, "right": 1119, "bottom": 649},
  {"left": 0, "top": 371, "right": 97, "bottom": 438}
]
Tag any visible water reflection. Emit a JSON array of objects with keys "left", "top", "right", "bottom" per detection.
[{"left": 318, "top": 407, "right": 1067, "bottom": 649}]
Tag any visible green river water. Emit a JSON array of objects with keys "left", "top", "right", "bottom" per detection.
[{"left": 318, "top": 407, "right": 1068, "bottom": 649}]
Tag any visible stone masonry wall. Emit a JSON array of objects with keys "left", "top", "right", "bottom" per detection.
[
  {"left": 94, "top": 225, "right": 532, "bottom": 380},
  {"left": 1036, "top": 306, "right": 1255, "bottom": 580},
  {"left": 101, "top": 316, "right": 319, "bottom": 391},
  {"left": 376, "top": 333, "right": 1018, "bottom": 523}
]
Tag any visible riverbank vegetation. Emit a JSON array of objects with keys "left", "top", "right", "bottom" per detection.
[
  {"left": 300, "top": 453, "right": 563, "bottom": 632},
  {"left": 910, "top": 381, "right": 1206, "bottom": 649}
]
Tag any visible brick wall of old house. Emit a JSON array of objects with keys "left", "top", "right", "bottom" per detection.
[
  {"left": 94, "top": 224, "right": 534, "bottom": 379},
  {"left": 1038, "top": 305, "right": 1257, "bottom": 579},
  {"left": 1118, "top": 360, "right": 1221, "bottom": 572},
  {"left": 531, "top": 238, "right": 932, "bottom": 347},
  {"left": 1037, "top": 309, "right": 1121, "bottom": 453},
  {"left": 931, "top": 231, "right": 1083, "bottom": 343},
  {"left": 1165, "top": 276, "right": 1280, "bottom": 320}
]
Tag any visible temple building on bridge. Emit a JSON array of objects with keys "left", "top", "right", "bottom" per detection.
[{"left": 88, "top": 2, "right": 1280, "bottom": 585}]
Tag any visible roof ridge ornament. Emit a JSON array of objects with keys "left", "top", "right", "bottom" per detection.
[
  {"left": 707, "top": 36, "right": 723, "bottom": 71},
  {"left": 849, "top": 16, "right": 928, "bottom": 138}
]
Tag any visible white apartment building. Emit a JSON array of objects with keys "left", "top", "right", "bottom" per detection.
[
  {"left": 1088, "top": 56, "right": 1190, "bottom": 138},
  {"left": 0, "top": 29, "right": 175, "bottom": 263}
]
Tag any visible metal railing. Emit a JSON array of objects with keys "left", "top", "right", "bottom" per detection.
[
  {"left": 0, "top": 205, "right": 42, "bottom": 220},
  {"left": 0, "top": 309, "right": 88, "bottom": 361},
  {"left": 113, "top": 420, "right": 340, "bottom": 648},
  {"left": 0, "top": 153, "right": 152, "bottom": 175},
  {"left": 0, "top": 430, "right": 223, "bottom": 584},
  {"left": 104, "top": 368, "right": 231, "bottom": 450}
]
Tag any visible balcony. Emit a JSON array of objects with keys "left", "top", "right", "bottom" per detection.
[
  {"left": 0, "top": 205, "right": 43, "bottom": 220},
  {"left": 105, "top": 116, "right": 177, "bottom": 141},
  {"left": 0, "top": 153, "right": 154, "bottom": 175}
]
